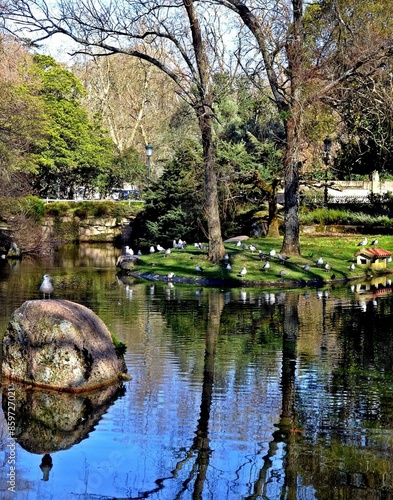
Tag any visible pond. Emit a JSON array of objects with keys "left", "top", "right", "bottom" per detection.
[{"left": 1, "top": 244, "right": 393, "bottom": 499}]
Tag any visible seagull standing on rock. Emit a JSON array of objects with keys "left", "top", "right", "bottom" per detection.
[{"left": 40, "top": 274, "right": 54, "bottom": 299}]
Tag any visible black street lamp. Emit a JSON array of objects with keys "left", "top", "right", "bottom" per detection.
[
  {"left": 323, "top": 137, "right": 332, "bottom": 205},
  {"left": 145, "top": 143, "right": 153, "bottom": 188}
]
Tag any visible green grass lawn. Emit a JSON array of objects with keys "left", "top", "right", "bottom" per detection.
[{"left": 129, "top": 234, "right": 393, "bottom": 285}]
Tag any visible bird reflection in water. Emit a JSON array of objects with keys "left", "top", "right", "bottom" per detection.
[{"left": 40, "top": 454, "right": 53, "bottom": 481}]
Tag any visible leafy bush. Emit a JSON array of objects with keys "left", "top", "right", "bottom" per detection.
[
  {"left": 45, "top": 201, "right": 72, "bottom": 217},
  {"left": 44, "top": 200, "right": 138, "bottom": 220},
  {"left": 300, "top": 208, "right": 393, "bottom": 229},
  {"left": 17, "top": 195, "right": 45, "bottom": 222}
]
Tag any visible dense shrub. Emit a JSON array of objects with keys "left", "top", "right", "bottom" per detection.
[{"left": 300, "top": 207, "right": 393, "bottom": 229}]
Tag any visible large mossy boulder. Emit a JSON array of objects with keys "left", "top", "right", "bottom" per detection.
[{"left": 2, "top": 299, "right": 128, "bottom": 392}]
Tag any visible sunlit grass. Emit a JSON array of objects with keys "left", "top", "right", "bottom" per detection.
[{"left": 131, "top": 234, "right": 393, "bottom": 285}]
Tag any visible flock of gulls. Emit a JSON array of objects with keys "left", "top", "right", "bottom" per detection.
[
  {"left": 38, "top": 235, "right": 386, "bottom": 296},
  {"left": 114, "top": 235, "right": 387, "bottom": 284}
]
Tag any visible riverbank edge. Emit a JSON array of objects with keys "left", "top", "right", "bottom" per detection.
[{"left": 121, "top": 269, "right": 359, "bottom": 289}]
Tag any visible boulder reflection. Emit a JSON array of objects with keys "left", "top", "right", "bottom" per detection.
[{"left": 1, "top": 381, "right": 125, "bottom": 454}]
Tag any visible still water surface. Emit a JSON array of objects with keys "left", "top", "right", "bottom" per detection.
[{"left": 1, "top": 244, "right": 393, "bottom": 499}]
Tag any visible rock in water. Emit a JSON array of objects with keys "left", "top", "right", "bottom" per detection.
[{"left": 1, "top": 299, "right": 128, "bottom": 392}]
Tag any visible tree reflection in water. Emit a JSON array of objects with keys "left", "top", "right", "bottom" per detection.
[{"left": 2, "top": 246, "right": 393, "bottom": 498}]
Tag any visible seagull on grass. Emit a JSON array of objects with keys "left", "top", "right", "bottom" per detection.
[
  {"left": 195, "top": 265, "right": 204, "bottom": 275},
  {"left": 277, "top": 253, "right": 289, "bottom": 264},
  {"left": 357, "top": 237, "right": 368, "bottom": 246},
  {"left": 238, "top": 267, "right": 247, "bottom": 278},
  {"left": 262, "top": 261, "right": 270, "bottom": 271}
]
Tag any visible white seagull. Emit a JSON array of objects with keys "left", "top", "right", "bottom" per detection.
[
  {"left": 195, "top": 264, "right": 204, "bottom": 275},
  {"left": 357, "top": 237, "right": 368, "bottom": 246},
  {"left": 239, "top": 266, "right": 247, "bottom": 277},
  {"left": 40, "top": 274, "right": 54, "bottom": 299}
]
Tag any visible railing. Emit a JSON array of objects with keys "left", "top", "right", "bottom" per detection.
[{"left": 42, "top": 198, "right": 145, "bottom": 204}]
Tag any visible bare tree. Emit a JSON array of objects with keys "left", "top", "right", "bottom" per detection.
[
  {"left": 1, "top": 0, "right": 229, "bottom": 261},
  {"left": 209, "top": 0, "right": 393, "bottom": 255},
  {"left": 74, "top": 53, "right": 181, "bottom": 164}
]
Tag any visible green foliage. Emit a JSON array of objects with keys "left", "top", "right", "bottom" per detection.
[
  {"left": 44, "top": 200, "right": 139, "bottom": 219},
  {"left": 106, "top": 147, "right": 145, "bottom": 192},
  {"left": 30, "top": 55, "right": 115, "bottom": 198},
  {"left": 131, "top": 140, "right": 206, "bottom": 248},
  {"left": 0, "top": 44, "right": 49, "bottom": 195},
  {"left": 300, "top": 208, "right": 393, "bottom": 228},
  {"left": 111, "top": 332, "right": 127, "bottom": 356},
  {"left": 44, "top": 201, "right": 71, "bottom": 217},
  {"left": 22, "top": 195, "right": 46, "bottom": 221}
]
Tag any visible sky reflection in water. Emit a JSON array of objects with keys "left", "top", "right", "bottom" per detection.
[{"left": 1, "top": 244, "right": 393, "bottom": 499}]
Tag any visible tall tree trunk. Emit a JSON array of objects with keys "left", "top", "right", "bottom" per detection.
[
  {"left": 281, "top": 0, "right": 303, "bottom": 256},
  {"left": 281, "top": 117, "right": 301, "bottom": 255},
  {"left": 197, "top": 103, "right": 225, "bottom": 262},
  {"left": 184, "top": 0, "right": 225, "bottom": 263}
]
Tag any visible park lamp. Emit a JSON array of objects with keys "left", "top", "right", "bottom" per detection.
[
  {"left": 323, "top": 137, "right": 332, "bottom": 205},
  {"left": 324, "top": 137, "right": 332, "bottom": 160},
  {"left": 145, "top": 143, "right": 153, "bottom": 188}
]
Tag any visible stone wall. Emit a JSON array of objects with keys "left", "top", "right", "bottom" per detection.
[{"left": 42, "top": 215, "right": 133, "bottom": 243}]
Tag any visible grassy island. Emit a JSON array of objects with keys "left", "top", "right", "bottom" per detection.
[{"left": 122, "top": 234, "right": 393, "bottom": 287}]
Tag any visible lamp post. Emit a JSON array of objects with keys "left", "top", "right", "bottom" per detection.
[
  {"left": 145, "top": 143, "right": 153, "bottom": 188},
  {"left": 323, "top": 137, "right": 332, "bottom": 206}
]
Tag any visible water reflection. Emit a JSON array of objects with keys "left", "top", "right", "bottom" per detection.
[
  {"left": 2, "top": 381, "right": 125, "bottom": 454},
  {"left": 1, "top": 246, "right": 393, "bottom": 498}
]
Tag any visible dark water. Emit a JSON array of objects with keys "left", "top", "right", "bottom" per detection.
[{"left": 1, "top": 244, "right": 393, "bottom": 499}]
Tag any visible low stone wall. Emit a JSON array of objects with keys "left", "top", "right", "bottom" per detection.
[{"left": 42, "top": 215, "right": 133, "bottom": 243}]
